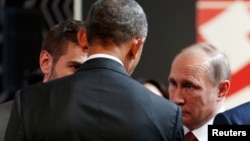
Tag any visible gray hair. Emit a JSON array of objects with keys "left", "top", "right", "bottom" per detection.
[{"left": 180, "top": 43, "right": 231, "bottom": 86}]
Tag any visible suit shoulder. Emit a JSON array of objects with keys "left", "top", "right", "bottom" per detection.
[
  {"left": 0, "top": 100, "right": 13, "bottom": 114},
  {"left": 225, "top": 101, "right": 250, "bottom": 115},
  {"left": 17, "top": 82, "right": 52, "bottom": 101}
]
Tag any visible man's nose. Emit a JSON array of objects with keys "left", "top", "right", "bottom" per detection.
[{"left": 172, "top": 88, "right": 185, "bottom": 105}]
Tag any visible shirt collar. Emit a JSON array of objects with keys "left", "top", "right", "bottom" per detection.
[
  {"left": 87, "top": 54, "right": 124, "bottom": 66},
  {"left": 184, "top": 106, "right": 225, "bottom": 141}
]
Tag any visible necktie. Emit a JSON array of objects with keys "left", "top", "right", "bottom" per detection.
[{"left": 185, "top": 131, "right": 198, "bottom": 141}]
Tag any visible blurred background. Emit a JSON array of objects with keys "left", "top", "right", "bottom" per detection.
[{"left": 0, "top": 0, "right": 249, "bottom": 110}]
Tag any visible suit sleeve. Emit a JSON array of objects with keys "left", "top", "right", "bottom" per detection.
[
  {"left": 213, "top": 113, "right": 231, "bottom": 125},
  {"left": 173, "top": 106, "right": 184, "bottom": 141},
  {"left": 4, "top": 90, "right": 25, "bottom": 141}
]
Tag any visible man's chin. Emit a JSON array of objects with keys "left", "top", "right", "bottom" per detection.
[{"left": 182, "top": 113, "right": 191, "bottom": 123}]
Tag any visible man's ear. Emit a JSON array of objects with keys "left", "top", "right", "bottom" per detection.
[
  {"left": 39, "top": 50, "right": 52, "bottom": 75},
  {"left": 217, "top": 80, "right": 230, "bottom": 101},
  {"left": 77, "top": 29, "right": 88, "bottom": 48},
  {"left": 130, "top": 38, "right": 145, "bottom": 59}
]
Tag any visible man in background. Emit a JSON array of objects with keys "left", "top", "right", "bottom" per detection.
[
  {"left": 5, "top": 0, "right": 184, "bottom": 140},
  {"left": 0, "top": 19, "right": 88, "bottom": 141},
  {"left": 168, "top": 42, "right": 231, "bottom": 141},
  {"left": 213, "top": 101, "right": 250, "bottom": 125},
  {"left": 138, "top": 78, "right": 169, "bottom": 99},
  {"left": 39, "top": 19, "right": 88, "bottom": 82}
]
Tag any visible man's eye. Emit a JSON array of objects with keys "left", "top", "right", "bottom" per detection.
[
  {"left": 184, "top": 84, "right": 197, "bottom": 90},
  {"left": 169, "top": 81, "right": 177, "bottom": 87},
  {"left": 168, "top": 79, "right": 177, "bottom": 87},
  {"left": 71, "top": 64, "right": 81, "bottom": 70}
]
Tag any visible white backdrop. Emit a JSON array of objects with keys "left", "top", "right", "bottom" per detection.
[{"left": 197, "top": 0, "right": 250, "bottom": 110}]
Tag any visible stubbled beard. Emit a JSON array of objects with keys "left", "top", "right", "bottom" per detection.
[{"left": 47, "top": 65, "right": 58, "bottom": 81}]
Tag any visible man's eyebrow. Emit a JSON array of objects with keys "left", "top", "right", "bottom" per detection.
[{"left": 66, "top": 61, "right": 83, "bottom": 65}]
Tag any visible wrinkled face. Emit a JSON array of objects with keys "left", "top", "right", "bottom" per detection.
[
  {"left": 48, "top": 41, "right": 88, "bottom": 81},
  {"left": 168, "top": 53, "right": 219, "bottom": 130}
]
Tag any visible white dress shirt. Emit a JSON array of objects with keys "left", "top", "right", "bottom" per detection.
[
  {"left": 87, "top": 54, "right": 124, "bottom": 66},
  {"left": 184, "top": 107, "right": 225, "bottom": 141}
]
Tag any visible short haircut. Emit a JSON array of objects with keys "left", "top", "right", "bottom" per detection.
[
  {"left": 179, "top": 42, "right": 231, "bottom": 86},
  {"left": 41, "top": 19, "right": 86, "bottom": 64},
  {"left": 86, "top": 0, "right": 148, "bottom": 46}
]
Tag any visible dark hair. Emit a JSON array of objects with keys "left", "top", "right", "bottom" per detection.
[
  {"left": 41, "top": 19, "right": 86, "bottom": 64},
  {"left": 86, "top": 0, "right": 148, "bottom": 46},
  {"left": 138, "top": 78, "right": 169, "bottom": 99}
]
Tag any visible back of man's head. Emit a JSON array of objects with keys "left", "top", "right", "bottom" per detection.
[{"left": 86, "top": 0, "right": 148, "bottom": 46}]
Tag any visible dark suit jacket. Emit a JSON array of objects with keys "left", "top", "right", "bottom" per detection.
[
  {"left": 0, "top": 100, "right": 13, "bottom": 141},
  {"left": 5, "top": 58, "right": 184, "bottom": 141},
  {"left": 213, "top": 101, "right": 250, "bottom": 125}
]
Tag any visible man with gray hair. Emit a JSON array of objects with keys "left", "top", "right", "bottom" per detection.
[{"left": 168, "top": 42, "right": 231, "bottom": 141}]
